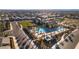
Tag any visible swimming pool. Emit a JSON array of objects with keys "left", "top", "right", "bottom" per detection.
[{"left": 36, "top": 26, "right": 65, "bottom": 33}]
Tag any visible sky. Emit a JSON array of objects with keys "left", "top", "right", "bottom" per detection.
[{"left": 0, "top": 0, "right": 79, "bottom": 9}]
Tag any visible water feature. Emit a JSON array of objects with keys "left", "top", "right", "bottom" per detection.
[{"left": 36, "top": 26, "right": 65, "bottom": 33}]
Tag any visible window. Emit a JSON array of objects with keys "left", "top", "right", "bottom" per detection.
[
  {"left": 64, "top": 38, "right": 68, "bottom": 42},
  {"left": 68, "top": 36, "right": 73, "bottom": 43},
  {"left": 22, "top": 40, "right": 27, "bottom": 47},
  {"left": 17, "top": 39, "right": 19, "bottom": 42},
  {"left": 71, "top": 34, "right": 74, "bottom": 37}
]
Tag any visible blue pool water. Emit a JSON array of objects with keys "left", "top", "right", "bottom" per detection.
[{"left": 36, "top": 27, "right": 65, "bottom": 33}]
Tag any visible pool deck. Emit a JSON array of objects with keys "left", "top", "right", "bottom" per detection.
[{"left": 30, "top": 27, "right": 70, "bottom": 41}]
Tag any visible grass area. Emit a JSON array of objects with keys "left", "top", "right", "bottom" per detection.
[
  {"left": 57, "top": 18, "right": 64, "bottom": 22},
  {"left": 19, "top": 21, "right": 33, "bottom": 28}
]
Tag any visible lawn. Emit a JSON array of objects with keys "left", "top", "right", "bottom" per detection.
[
  {"left": 19, "top": 21, "right": 33, "bottom": 27},
  {"left": 57, "top": 18, "right": 64, "bottom": 22}
]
